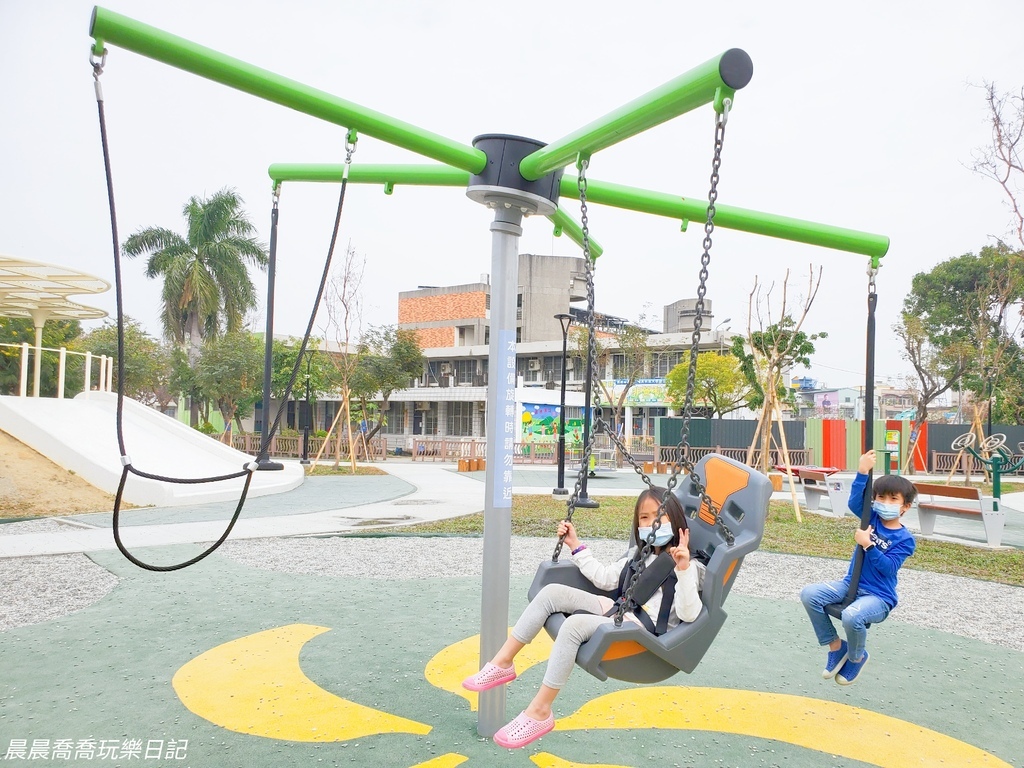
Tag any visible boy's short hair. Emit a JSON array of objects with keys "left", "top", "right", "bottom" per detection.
[{"left": 872, "top": 475, "right": 917, "bottom": 505}]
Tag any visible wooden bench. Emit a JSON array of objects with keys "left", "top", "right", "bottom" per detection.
[
  {"left": 913, "top": 482, "right": 1004, "bottom": 548},
  {"left": 802, "top": 470, "right": 851, "bottom": 517}
]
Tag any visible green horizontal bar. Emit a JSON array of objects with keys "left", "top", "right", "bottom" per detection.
[
  {"left": 520, "top": 49, "right": 752, "bottom": 180},
  {"left": 559, "top": 176, "right": 889, "bottom": 258},
  {"left": 547, "top": 207, "right": 603, "bottom": 259},
  {"left": 89, "top": 6, "right": 485, "bottom": 174},
  {"left": 269, "top": 163, "right": 470, "bottom": 187},
  {"left": 266, "top": 163, "right": 603, "bottom": 257}
]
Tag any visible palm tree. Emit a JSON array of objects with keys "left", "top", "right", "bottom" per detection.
[{"left": 123, "top": 187, "right": 268, "bottom": 425}]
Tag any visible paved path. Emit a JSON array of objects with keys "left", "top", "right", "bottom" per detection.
[{"left": 3, "top": 461, "right": 1022, "bottom": 557}]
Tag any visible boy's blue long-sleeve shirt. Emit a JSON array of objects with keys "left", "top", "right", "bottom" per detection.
[{"left": 844, "top": 472, "right": 916, "bottom": 608}]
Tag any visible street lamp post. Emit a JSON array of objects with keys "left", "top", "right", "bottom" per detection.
[
  {"left": 552, "top": 313, "right": 573, "bottom": 497},
  {"left": 300, "top": 351, "right": 313, "bottom": 465},
  {"left": 576, "top": 330, "right": 599, "bottom": 510},
  {"left": 715, "top": 317, "right": 732, "bottom": 354},
  {"left": 984, "top": 365, "right": 994, "bottom": 437}
]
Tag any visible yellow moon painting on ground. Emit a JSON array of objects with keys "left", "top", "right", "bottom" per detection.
[{"left": 172, "top": 624, "right": 1011, "bottom": 767}]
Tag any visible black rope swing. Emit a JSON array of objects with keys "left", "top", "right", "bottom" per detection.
[
  {"left": 91, "top": 49, "right": 354, "bottom": 571},
  {"left": 824, "top": 263, "right": 879, "bottom": 619}
]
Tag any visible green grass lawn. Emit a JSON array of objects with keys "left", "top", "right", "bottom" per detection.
[
  {"left": 379, "top": 495, "right": 1024, "bottom": 587},
  {"left": 305, "top": 464, "right": 388, "bottom": 476}
]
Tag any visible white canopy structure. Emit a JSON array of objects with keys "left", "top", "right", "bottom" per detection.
[{"left": 0, "top": 255, "right": 108, "bottom": 396}]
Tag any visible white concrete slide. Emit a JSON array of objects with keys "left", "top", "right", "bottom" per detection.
[{"left": 0, "top": 391, "right": 302, "bottom": 507}]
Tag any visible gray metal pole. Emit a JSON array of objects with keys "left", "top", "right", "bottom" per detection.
[
  {"left": 257, "top": 195, "right": 283, "bottom": 470},
  {"left": 477, "top": 205, "right": 523, "bottom": 736}
]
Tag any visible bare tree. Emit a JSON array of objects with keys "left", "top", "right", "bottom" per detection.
[
  {"left": 322, "top": 242, "right": 365, "bottom": 471},
  {"left": 740, "top": 267, "right": 825, "bottom": 520},
  {"left": 972, "top": 83, "right": 1024, "bottom": 249}
]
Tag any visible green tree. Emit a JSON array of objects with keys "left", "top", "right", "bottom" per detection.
[
  {"left": 195, "top": 331, "right": 264, "bottom": 432},
  {"left": 898, "top": 244, "right": 1024, "bottom": 433},
  {"left": 73, "top": 318, "right": 170, "bottom": 407},
  {"left": 350, "top": 325, "right": 425, "bottom": 442},
  {"left": 0, "top": 318, "right": 82, "bottom": 396},
  {"left": 666, "top": 349, "right": 752, "bottom": 419},
  {"left": 733, "top": 319, "right": 826, "bottom": 412},
  {"left": 271, "top": 337, "right": 335, "bottom": 433},
  {"left": 122, "top": 187, "right": 268, "bottom": 425}
]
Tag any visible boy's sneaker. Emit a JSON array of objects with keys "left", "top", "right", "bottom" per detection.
[
  {"left": 836, "top": 650, "right": 870, "bottom": 686},
  {"left": 821, "top": 640, "right": 848, "bottom": 679}
]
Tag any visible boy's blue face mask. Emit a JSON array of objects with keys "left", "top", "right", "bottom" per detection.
[
  {"left": 638, "top": 524, "right": 674, "bottom": 547},
  {"left": 872, "top": 501, "right": 902, "bottom": 520}
]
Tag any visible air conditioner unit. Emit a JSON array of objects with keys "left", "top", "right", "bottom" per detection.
[
  {"left": 564, "top": 359, "right": 574, "bottom": 371},
  {"left": 440, "top": 363, "right": 453, "bottom": 375},
  {"left": 528, "top": 358, "right": 541, "bottom": 371}
]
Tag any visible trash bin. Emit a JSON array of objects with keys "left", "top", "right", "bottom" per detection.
[
  {"left": 768, "top": 472, "right": 784, "bottom": 492},
  {"left": 643, "top": 461, "right": 654, "bottom": 474},
  {"left": 469, "top": 458, "right": 479, "bottom": 472},
  {"left": 478, "top": 459, "right": 486, "bottom": 472},
  {"left": 457, "top": 459, "right": 469, "bottom": 472}
]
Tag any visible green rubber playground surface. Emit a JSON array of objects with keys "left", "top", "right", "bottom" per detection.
[{"left": 1, "top": 543, "right": 1021, "bottom": 768}]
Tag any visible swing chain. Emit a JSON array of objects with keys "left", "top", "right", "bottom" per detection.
[
  {"left": 90, "top": 48, "right": 107, "bottom": 101},
  {"left": 669, "top": 105, "right": 734, "bottom": 545},
  {"left": 342, "top": 132, "right": 358, "bottom": 181},
  {"left": 613, "top": 111, "right": 733, "bottom": 621},
  {"left": 553, "top": 159, "right": 601, "bottom": 561},
  {"left": 90, "top": 48, "right": 107, "bottom": 77}
]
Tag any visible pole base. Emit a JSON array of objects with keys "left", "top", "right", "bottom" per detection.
[
  {"left": 299, "top": 459, "right": 311, "bottom": 466},
  {"left": 255, "top": 460, "right": 285, "bottom": 471},
  {"left": 573, "top": 495, "right": 600, "bottom": 509},
  {"left": 552, "top": 487, "right": 569, "bottom": 498}
]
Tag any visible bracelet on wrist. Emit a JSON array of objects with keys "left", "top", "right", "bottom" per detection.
[{"left": 571, "top": 544, "right": 587, "bottom": 555}]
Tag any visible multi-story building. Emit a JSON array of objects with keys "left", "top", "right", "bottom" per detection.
[
  {"left": 377, "top": 253, "right": 730, "bottom": 450},
  {"left": 258, "top": 253, "right": 733, "bottom": 451}
]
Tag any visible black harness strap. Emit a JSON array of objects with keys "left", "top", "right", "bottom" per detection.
[{"left": 606, "top": 552, "right": 678, "bottom": 636}]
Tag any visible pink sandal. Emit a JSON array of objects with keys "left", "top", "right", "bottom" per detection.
[
  {"left": 493, "top": 711, "right": 555, "bottom": 749},
  {"left": 461, "top": 662, "right": 516, "bottom": 692}
]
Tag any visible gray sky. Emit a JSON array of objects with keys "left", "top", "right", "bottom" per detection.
[{"left": 3, "top": 0, "right": 1023, "bottom": 391}]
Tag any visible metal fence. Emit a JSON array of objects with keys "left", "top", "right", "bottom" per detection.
[
  {"left": 656, "top": 445, "right": 814, "bottom": 467},
  {"left": 931, "top": 451, "right": 1024, "bottom": 477}
]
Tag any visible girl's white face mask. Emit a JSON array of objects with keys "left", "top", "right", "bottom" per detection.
[{"left": 638, "top": 525, "right": 674, "bottom": 546}]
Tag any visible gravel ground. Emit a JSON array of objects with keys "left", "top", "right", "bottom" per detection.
[{"left": 2, "top": 535, "right": 1022, "bottom": 653}]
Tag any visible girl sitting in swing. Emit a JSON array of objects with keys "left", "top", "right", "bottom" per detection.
[{"left": 463, "top": 486, "right": 705, "bottom": 749}]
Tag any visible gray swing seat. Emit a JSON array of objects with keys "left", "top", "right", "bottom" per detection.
[{"left": 528, "top": 453, "right": 771, "bottom": 683}]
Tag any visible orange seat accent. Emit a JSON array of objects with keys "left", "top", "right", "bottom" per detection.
[
  {"left": 601, "top": 641, "right": 648, "bottom": 661},
  {"left": 698, "top": 457, "right": 751, "bottom": 525},
  {"left": 721, "top": 559, "right": 738, "bottom": 586}
]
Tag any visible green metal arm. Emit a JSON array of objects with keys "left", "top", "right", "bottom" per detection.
[
  {"left": 548, "top": 207, "right": 603, "bottom": 259},
  {"left": 88, "top": 6, "right": 485, "bottom": 174},
  {"left": 519, "top": 49, "right": 752, "bottom": 181},
  {"left": 559, "top": 175, "right": 890, "bottom": 259},
  {"left": 266, "top": 163, "right": 603, "bottom": 257},
  {"left": 268, "top": 163, "right": 470, "bottom": 189}
]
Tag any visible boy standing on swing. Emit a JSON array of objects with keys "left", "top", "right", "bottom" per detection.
[{"left": 800, "top": 449, "right": 917, "bottom": 685}]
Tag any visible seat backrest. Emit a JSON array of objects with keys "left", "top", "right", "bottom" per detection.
[
  {"left": 801, "top": 470, "right": 830, "bottom": 484},
  {"left": 913, "top": 482, "right": 981, "bottom": 501},
  {"left": 671, "top": 453, "right": 772, "bottom": 608}
]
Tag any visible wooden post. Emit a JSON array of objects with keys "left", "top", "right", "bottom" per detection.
[{"left": 311, "top": 405, "right": 347, "bottom": 470}]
